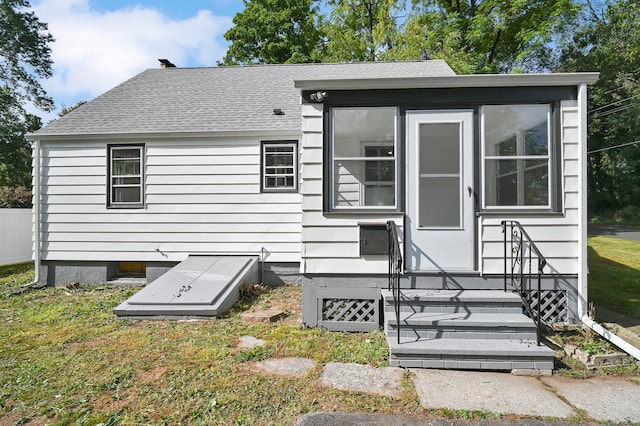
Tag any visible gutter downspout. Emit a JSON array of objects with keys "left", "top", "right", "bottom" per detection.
[
  {"left": 22, "top": 138, "right": 41, "bottom": 289},
  {"left": 577, "top": 83, "right": 640, "bottom": 362}
]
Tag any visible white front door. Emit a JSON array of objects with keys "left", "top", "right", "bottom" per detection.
[{"left": 405, "top": 110, "right": 475, "bottom": 271}]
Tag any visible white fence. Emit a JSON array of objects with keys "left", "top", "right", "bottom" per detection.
[{"left": 0, "top": 209, "right": 32, "bottom": 266}]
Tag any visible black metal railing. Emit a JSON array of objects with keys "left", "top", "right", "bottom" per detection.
[
  {"left": 501, "top": 220, "right": 547, "bottom": 345},
  {"left": 387, "top": 220, "right": 403, "bottom": 344}
]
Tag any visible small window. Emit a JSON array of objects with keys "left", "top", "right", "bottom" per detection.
[
  {"left": 261, "top": 141, "right": 298, "bottom": 192},
  {"left": 482, "top": 105, "right": 552, "bottom": 209},
  {"left": 331, "top": 107, "right": 398, "bottom": 210},
  {"left": 108, "top": 145, "right": 144, "bottom": 208}
]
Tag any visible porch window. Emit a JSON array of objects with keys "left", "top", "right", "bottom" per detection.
[
  {"left": 261, "top": 141, "right": 298, "bottom": 192},
  {"left": 331, "top": 107, "right": 398, "bottom": 209},
  {"left": 482, "top": 105, "right": 552, "bottom": 209},
  {"left": 108, "top": 145, "right": 144, "bottom": 208}
]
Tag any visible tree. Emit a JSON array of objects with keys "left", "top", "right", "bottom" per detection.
[
  {"left": 220, "top": 0, "right": 324, "bottom": 65},
  {"left": 0, "top": 85, "right": 40, "bottom": 187},
  {"left": 557, "top": 0, "right": 640, "bottom": 217},
  {"left": 0, "top": 0, "right": 54, "bottom": 188},
  {"left": 396, "top": 0, "right": 580, "bottom": 74},
  {"left": 58, "top": 101, "right": 87, "bottom": 117},
  {"left": 323, "top": 0, "right": 402, "bottom": 62}
]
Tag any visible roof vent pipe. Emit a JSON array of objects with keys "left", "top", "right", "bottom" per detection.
[{"left": 158, "top": 59, "right": 176, "bottom": 68}]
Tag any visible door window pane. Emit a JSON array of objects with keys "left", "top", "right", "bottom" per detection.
[
  {"left": 419, "top": 177, "right": 460, "bottom": 227},
  {"left": 419, "top": 123, "right": 460, "bottom": 174},
  {"left": 418, "top": 123, "right": 461, "bottom": 227}
]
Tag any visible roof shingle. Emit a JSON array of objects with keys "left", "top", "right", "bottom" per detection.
[{"left": 35, "top": 60, "right": 455, "bottom": 136}]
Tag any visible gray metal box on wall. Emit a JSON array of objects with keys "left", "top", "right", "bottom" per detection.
[{"left": 359, "top": 224, "right": 388, "bottom": 256}]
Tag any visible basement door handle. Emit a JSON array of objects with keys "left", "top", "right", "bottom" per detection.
[{"left": 467, "top": 186, "right": 473, "bottom": 197}]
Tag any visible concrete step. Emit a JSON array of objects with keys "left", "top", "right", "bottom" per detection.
[
  {"left": 387, "top": 337, "right": 555, "bottom": 370},
  {"left": 385, "top": 311, "right": 538, "bottom": 340},
  {"left": 382, "top": 289, "right": 553, "bottom": 371},
  {"left": 381, "top": 289, "right": 523, "bottom": 314}
]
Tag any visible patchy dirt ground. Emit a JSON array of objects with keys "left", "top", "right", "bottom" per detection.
[{"left": 238, "top": 283, "right": 302, "bottom": 326}]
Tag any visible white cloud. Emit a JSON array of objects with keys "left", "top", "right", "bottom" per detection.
[{"left": 32, "top": 0, "right": 233, "bottom": 113}]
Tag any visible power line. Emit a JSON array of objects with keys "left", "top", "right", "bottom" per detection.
[
  {"left": 590, "top": 93, "right": 640, "bottom": 113},
  {"left": 595, "top": 101, "right": 640, "bottom": 118},
  {"left": 588, "top": 140, "right": 640, "bottom": 154}
]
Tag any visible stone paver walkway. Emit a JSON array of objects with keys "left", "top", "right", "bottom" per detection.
[
  {"left": 541, "top": 375, "right": 640, "bottom": 423},
  {"left": 248, "top": 356, "right": 640, "bottom": 423},
  {"left": 411, "top": 369, "right": 574, "bottom": 418},
  {"left": 319, "top": 362, "right": 404, "bottom": 397}
]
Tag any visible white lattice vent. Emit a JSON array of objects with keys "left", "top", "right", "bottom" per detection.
[
  {"left": 322, "top": 298, "right": 376, "bottom": 323},
  {"left": 523, "top": 290, "right": 568, "bottom": 324}
]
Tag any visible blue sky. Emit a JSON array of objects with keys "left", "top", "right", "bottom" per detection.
[{"left": 31, "top": 0, "right": 245, "bottom": 123}]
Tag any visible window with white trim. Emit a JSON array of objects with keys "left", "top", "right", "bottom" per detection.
[
  {"left": 331, "top": 107, "right": 398, "bottom": 209},
  {"left": 482, "top": 105, "right": 551, "bottom": 209},
  {"left": 261, "top": 141, "right": 298, "bottom": 192},
  {"left": 108, "top": 145, "right": 144, "bottom": 208}
]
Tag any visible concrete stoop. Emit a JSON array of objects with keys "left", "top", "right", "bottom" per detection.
[{"left": 382, "top": 289, "right": 555, "bottom": 371}]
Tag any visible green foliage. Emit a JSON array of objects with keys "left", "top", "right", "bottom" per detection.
[
  {"left": 0, "top": 1, "right": 53, "bottom": 189},
  {"left": 0, "top": 186, "right": 32, "bottom": 208},
  {"left": 0, "top": 0, "right": 54, "bottom": 110},
  {"left": 58, "top": 100, "right": 87, "bottom": 117},
  {"left": 395, "top": 0, "right": 580, "bottom": 73},
  {"left": 221, "top": 0, "right": 324, "bottom": 65},
  {"left": 0, "top": 86, "right": 40, "bottom": 188},
  {"left": 223, "top": 0, "right": 580, "bottom": 71},
  {"left": 558, "top": 0, "right": 640, "bottom": 215},
  {"left": 323, "top": 0, "right": 401, "bottom": 62}
]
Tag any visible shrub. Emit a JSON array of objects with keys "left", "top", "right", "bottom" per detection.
[
  {"left": 0, "top": 187, "right": 32, "bottom": 208},
  {"left": 614, "top": 206, "right": 640, "bottom": 225}
]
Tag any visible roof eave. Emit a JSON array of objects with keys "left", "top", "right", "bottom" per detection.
[
  {"left": 26, "top": 128, "right": 302, "bottom": 141},
  {"left": 294, "top": 73, "right": 601, "bottom": 91}
]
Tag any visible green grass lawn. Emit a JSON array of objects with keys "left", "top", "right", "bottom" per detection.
[
  {"left": 0, "top": 266, "right": 423, "bottom": 425},
  {"left": 588, "top": 236, "right": 640, "bottom": 319},
  {"left": 1, "top": 245, "right": 638, "bottom": 425}
]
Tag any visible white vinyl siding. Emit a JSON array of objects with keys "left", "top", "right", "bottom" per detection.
[
  {"left": 300, "top": 104, "right": 401, "bottom": 274},
  {"left": 301, "top": 100, "right": 582, "bottom": 276},
  {"left": 479, "top": 101, "right": 581, "bottom": 274},
  {"left": 40, "top": 138, "right": 302, "bottom": 263}
]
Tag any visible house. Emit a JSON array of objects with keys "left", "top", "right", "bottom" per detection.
[{"left": 29, "top": 60, "right": 599, "bottom": 371}]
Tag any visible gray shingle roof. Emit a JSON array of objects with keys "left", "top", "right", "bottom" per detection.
[{"left": 35, "top": 60, "right": 455, "bottom": 137}]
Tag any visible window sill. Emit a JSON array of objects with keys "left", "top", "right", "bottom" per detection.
[
  {"left": 107, "top": 205, "right": 145, "bottom": 210},
  {"left": 477, "top": 210, "right": 564, "bottom": 217},
  {"left": 262, "top": 189, "right": 299, "bottom": 194},
  {"left": 325, "top": 210, "right": 405, "bottom": 216}
]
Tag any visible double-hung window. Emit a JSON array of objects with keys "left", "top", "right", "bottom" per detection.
[
  {"left": 108, "top": 145, "right": 144, "bottom": 208},
  {"left": 482, "top": 105, "right": 552, "bottom": 209},
  {"left": 261, "top": 141, "right": 298, "bottom": 192},
  {"left": 331, "top": 107, "right": 398, "bottom": 209}
]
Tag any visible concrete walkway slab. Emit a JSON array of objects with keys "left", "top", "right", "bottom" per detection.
[
  {"left": 411, "top": 369, "right": 574, "bottom": 418},
  {"left": 250, "top": 357, "right": 317, "bottom": 378},
  {"left": 319, "top": 362, "right": 404, "bottom": 398},
  {"left": 542, "top": 375, "right": 640, "bottom": 423}
]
